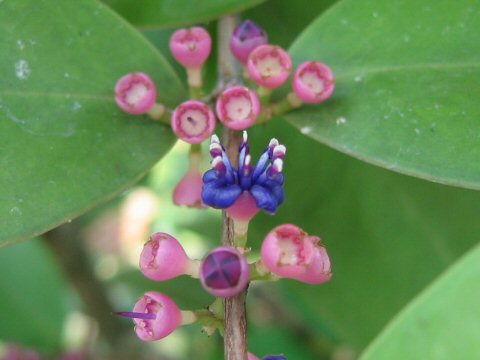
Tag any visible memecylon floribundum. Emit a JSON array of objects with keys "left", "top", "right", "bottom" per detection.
[{"left": 202, "top": 131, "right": 286, "bottom": 221}]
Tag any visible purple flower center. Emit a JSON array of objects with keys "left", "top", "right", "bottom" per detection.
[
  {"left": 202, "top": 132, "right": 286, "bottom": 214},
  {"left": 234, "top": 19, "right": 265, "bottom": 42},
  {"left": 202, "top": 250, "right": 242, "bottom": 289}
]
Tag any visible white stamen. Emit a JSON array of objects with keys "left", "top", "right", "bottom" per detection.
[
  {"left": 211, "top": 156, "right": 223, "bottom": 168},
  {"left": 273, "top": 158, "right": 283, "bottom": 172},
  {"left": 257, "top": 55, "right": 283, "bottom": 77},
  {"left": 273, "top": 145, "right": 286, "bottom": 156},
  {"left": 300, "top": 71, "right": 324, "bottom": 94},
  {"left": 125, "top": 83, "right": 148, "bottom": 106},
  {"left": 209, "top": 142, "right": 222, "bottom": 152},
  {"left": 211, "top": 134, "right": 220, "bottom": 144},
  {"left": 243, "top": 130, "right": 248, "bottom": 143},
  {"left": 245, "top": 154, "right": 251, "bottom": 166},
  {"left": 269, "top": 138, "right": 279, "bottom": 147},
  {"left": 226, "top": 95, "right": 252, "bottom": 121}
]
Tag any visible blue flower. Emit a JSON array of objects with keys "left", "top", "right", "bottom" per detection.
[
  {"left": 263, "top": 356, "right": 287, "bottom": 360},
  {"left": 202, "top": 131, "right": 286, "bottom": 214}
]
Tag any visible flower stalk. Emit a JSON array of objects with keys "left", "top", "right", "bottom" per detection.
[{"left": 218, "top": 15, "right": 249, "bottom": 360}]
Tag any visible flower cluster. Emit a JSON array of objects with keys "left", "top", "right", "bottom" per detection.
[
  {"left": 115, "top": 223, "right": 331, "bottom": 344},
  {"left": 113, "top": 19, "right": 334, "bottom": 139},
  {"left": 113, "top": 18, "right": 335, "bottom": 358}
]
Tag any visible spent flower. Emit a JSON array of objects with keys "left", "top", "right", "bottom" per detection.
[
  {"left": 261, "top": 224, "right": 331, "bottom": 284},
  {"left": 200, "top": 246, "right": 250, "bottom": 298}
]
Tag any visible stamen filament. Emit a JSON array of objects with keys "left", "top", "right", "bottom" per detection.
[{"left": 113, "top": 311, "right": 157, "bottom": 320}]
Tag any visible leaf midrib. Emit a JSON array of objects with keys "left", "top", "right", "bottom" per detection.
[{"left": 335, "top": 61, "right": 480, "bottom": 81}]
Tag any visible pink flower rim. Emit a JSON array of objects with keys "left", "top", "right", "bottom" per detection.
[
  {"left": 215, "top": 86, "right": 260, "bottom": 130},
  {"left": 292, "top": 61, "right": 334, "bottom": 103},
  {"left": 114, "top": 73, "right": 157, "bottom": 114},
  {"left": 247, "top": 45, "right": 292, "bottom": 89},
  {"left": 171, "top": 100, "right": 216, "bottom": 144}
]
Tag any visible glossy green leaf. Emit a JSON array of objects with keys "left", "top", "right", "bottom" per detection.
[
  {"left": 0, "top": 0, "right": 185, "bottom": 246},
  {"left": 0, "top": 239, "right": 70, "bottom": 351},
  {"left": 286, "top": 0, "right": 480, "bottom": 189},
  {"left": 104, "top": 0, "right": 266, "bottom": 29},
  {"left": 360, "top": 241, "right": 480, "bottom": 359},
  {"left": 246, "top": 119, "right": 480, "bottom": 352},
  {"left": 244, "top": 0, "right": 338, "bottom": 48}
]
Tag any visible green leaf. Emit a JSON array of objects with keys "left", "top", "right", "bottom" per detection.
[
  {"left": 0, "top": 0, "right": 185, "bottom": 246},
  {"left": 246, "top": 119, "right": 480, "bottom": 351},
  {"left": 286, "top": 0, "right": 480, "bottom": 189},
  {"left": 0, "top": 239, "right": 70, "bottom": 351},
  {"left": 244, "top": 0, "right": 338, "bottom": 48},
  {"left": 103, "top": 0, "right": 266, "bottom": 29},
  {"left": 360, "top": 241, "right": 480, "bottom": 359}
]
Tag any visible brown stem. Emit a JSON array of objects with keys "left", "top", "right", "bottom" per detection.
[{"left": 217, "top": 15, "right": 248, "bottom": 360}]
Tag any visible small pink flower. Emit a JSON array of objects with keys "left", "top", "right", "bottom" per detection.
[
  {"left": 292, "top": 61, "right": 334, "bottom": 103},
  {"left": 115, "top": 291, "right": 183, "bottom": 341},
  {"left": 171, "top": 100, "right": 216, "bottom": 144},
  {"left": 247, "top": 45, "right": 292, "bottom": 89},
  {"left": 248, "top": 353, "right": 261, "bottom": 360},
  {"left": 261, "top": 224, "right": 331, "bottom": 284},
  {"left": 114, "top": 73, "right": 157, "bottom": 114},
  {"left": 140, "top": 232, "right": 194, "bottom": 281},
  {"left": 230, "top": 19, "right": 268, "bottom": 65},
  {"left": 200, "top": 246, "right": 250, "bottom": 298},
  {"left": 169, "top": 27, "right": 212, "bottom": 69},
  {"left": 173, "top": 168, "right": 204, "bottom": 208},
  {"left": 216, "top": 86, "right": 260, "bottom": 130}
]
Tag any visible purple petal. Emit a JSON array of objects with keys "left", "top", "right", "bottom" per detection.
[
  {"left": 250, "top": 185, "right": 282, "bottom": 214},
  {"left": 202, "top": 182, "right": 242, "bottom": 208}
]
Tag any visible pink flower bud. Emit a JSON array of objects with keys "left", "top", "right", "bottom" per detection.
[
  {"left": 140, "top": 232, "right": 191, "bottom": 281},
  {"left": 169, "top": 27, "right": 212, "bottom": 68},
  {"left": 226, "top": 191, "right": 259, "bottom": 222},
  {"left": 173, "top": 168, "right": 204, "bottom": 208},
  {"left": 115, "top": 291, "right": 182, "bottom": 341},
  {"left": 216, "top": 86, "right": 260, "bottom": 130},
  {"left": 114, "top": 73, "right": 157, "bottom": 114},
  {"left": 247, "top": 45, "right": 292, "bottom": 89},
  {"left": 230, "top": 19, "right": 268, "bottom": 65},
  {"left": 171, "top": 100, "right": 216, "bottom": 144},
  {"left": 261, "top": 224, "right": 331, "bottom": 284},
  {"left": 248, "top": 353, "right": 261, "bottom": 360},
  {"left": 200, "top": 246, "right": 250, "bottom": 298},
  {"left": 292, "top": 61, "right": 334, "bottom": 103}
]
